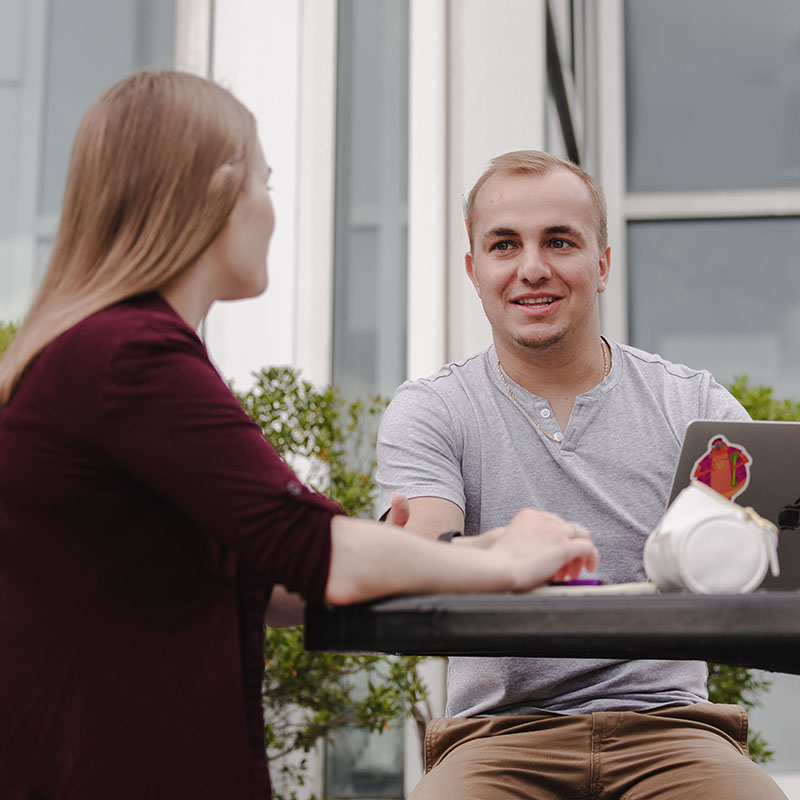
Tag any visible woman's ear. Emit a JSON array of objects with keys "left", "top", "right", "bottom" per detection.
[{"left": 207, "top": 162, "right": 237, "bottom": 200}]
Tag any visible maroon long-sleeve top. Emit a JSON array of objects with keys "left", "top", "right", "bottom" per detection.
[{"left": 0, "top": 293, "right": 340, "bottom": 799}]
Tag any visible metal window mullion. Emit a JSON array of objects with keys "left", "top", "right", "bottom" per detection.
[
  {"left": 596, "top": 0, "right": 627, "bottom": 343},
  {"left": 375, "top": 0, "right": 409, "bottom": 394},
  {"left": 295, "top": 0, "right": 337, "bottom": 386},
  {"left": 546, "top": 0, "right": 581, "bottom": 164},
  {"left": 407, "top": 0, "right": 447, "bottom": 380},
  {"left": 627, "top": 190, "right": 800, "bottom": 221},
  {"left": 174, "top": 0, "right": 213, "bottom": 76},
  {"left": 578, "top": 0, "right": 599, "bottom": 177}
]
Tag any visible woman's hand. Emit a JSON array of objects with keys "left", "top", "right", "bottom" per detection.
[
  {"left": 481, "top": 509, "right": 599, "bottom": 591},
  {"left": 452, "top": 512, "right": 597, "bottom": 583}
]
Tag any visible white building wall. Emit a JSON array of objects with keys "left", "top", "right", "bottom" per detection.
[
  {"left": 445, "top": 0, "right": 548, "bottom": 364},
  {"left": 205, "top": 0, "right": 301, "bottom": 390},
  {"left": 595, "top": 0, "right": 628, "bottom": 344},
  {"left": 406, "top": 0, "right": 448, "bottom": 380},
  {"left": 203, "top": 0, "right": 337, "bottom": 390},
  {"left": 293, "top": 1, "right": 338, "bottom": 387}
]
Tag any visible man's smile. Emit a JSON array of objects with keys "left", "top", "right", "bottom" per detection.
[
  {"left": 513, "top": 296, "right": 557, "bottom": 306},
  {"left": 511, "top": 295, "right": 562, "bottom": 312}
]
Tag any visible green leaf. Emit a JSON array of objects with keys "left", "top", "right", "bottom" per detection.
[{"left": 0, "top": 321, "right": 17, "bottom": 358}]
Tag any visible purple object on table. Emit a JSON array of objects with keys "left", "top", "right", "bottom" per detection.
[{"left": 548, "top": 579, "right": 602, "bottom": 586}]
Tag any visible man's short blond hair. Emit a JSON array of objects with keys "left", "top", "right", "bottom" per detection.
[{"left": 465, "top": 150, "right": 608, "bottom": 251}]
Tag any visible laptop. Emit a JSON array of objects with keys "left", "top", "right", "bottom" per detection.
[{"left": 667, "top": 419, "right": 800, "bottom": 590}]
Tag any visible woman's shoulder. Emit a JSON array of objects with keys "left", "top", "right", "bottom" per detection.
[
  {"left": 65, "top": 293, "right": 201, "bottom": 355},
  {"left": 87, "top": 292, "right": 193, "bottom": 336},
  {"left": 34, "top": 294, "right": 206, "bottom": 396}
]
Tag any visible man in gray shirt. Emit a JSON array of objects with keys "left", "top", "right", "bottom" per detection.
[{"left": 377, "top": 150, "right": 785, "bottom": 799}]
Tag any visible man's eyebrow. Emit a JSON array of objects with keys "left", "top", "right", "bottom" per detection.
[
  {"left": 545, "top": 225, "right": 586, "bottom": 241},
  {"left": 482, "top": 227, "right": 519, "bottom": 243}
]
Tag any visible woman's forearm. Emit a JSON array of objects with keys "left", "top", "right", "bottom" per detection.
[{"left": 325, "top": 510, "right": 598, "bottom": 606}]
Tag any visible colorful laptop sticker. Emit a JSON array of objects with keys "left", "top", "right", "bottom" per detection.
[{"left": 691, "top": 434, "right": 752, "bottom": 501}]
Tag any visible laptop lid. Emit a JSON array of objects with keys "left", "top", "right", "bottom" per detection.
[{"left": 667, "top": 419, "right": 800, "bottom": 590}]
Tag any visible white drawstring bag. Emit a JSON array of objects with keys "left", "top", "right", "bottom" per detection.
[{"left": 644, "top": 480, "right": 780, "bottom": 594}]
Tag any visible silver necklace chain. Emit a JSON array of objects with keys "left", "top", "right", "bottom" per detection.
[{"left": 496, "top": 339, "right": 610, "bottom": 445}]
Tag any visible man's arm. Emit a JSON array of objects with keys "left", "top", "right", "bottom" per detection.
[
  {"left": 376, "top": 381, "right": 468, "bottom": 530},
  {"left": 403, "top": 496, "right": 465, "bottom": 540}
]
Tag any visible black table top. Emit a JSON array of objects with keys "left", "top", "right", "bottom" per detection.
[{"left": 304, "top": 590, "right": 800, "bottom": 674}]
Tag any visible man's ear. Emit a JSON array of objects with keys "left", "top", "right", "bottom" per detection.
[
  {"left": 597, "top": 245, "right": 611, "bottom": 294},
  {"left": 465, "top": 251, "right": 481, "bottom": 298}
]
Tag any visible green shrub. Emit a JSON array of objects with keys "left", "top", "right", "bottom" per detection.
[
  {"left": 707, "top": 663, "right": 773, "bottom": 762},
  {"left": 729, "top": 375, "right": 800, "bottom": 421}
]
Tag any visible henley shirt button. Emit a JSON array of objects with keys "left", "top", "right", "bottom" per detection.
[
  {"left": 540, "top": 408, "right": 552, "bottom": 418},
  {"left": 553, "top": 431, "right": 564, "bottom": 443},
  {"left": 286, "top": 480, "right": 303, "bottom": 496}
]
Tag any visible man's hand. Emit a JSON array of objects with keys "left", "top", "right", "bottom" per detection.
[{"left": 383, "top": 493, "right": 410, "bottom": 527}]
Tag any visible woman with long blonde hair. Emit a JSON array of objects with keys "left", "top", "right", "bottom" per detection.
[{"left": 0, "top": 71, "right": 597, "bottom": 799}]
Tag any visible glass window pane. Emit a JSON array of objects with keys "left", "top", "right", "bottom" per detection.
[
  {"left": 0, "top": 0, "right": 174, "bottom": 324},
  {"left": 323, "top": 670, "right": 404, "bottom": 799},
  {"left": 333, "top": 0, "right": 409, "bottom": 400},
  {"left": 324, "top": 723, "right": 404, "bottom": 799},
  {"left": 625, "top": 0, "right": 800, "bottom": 192},
  {"left": 628, "top": 217, "right": 800, "bottom": 401},
  {"left": 748, "top": 671, "right": 800, "bottom": 772},
  {"left": 40, "top": 0, "right": 175, "bottom": 217}
]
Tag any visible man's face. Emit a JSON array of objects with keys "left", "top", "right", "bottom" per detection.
[{"left": 465, "top": 168, "right": 610, "bottom": 357}]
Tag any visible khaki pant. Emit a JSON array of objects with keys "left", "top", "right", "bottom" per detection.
[{"left": 412, "top": 703, "right": 786, "bottom": 800}]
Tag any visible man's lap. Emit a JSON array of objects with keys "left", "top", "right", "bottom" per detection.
[{"left": 411, "top": 703, "right": 787, "bottom": 800}]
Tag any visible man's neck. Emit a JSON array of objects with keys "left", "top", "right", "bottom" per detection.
[{"left": 496, "top": 334, "right": 609, "bottom": 429}]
